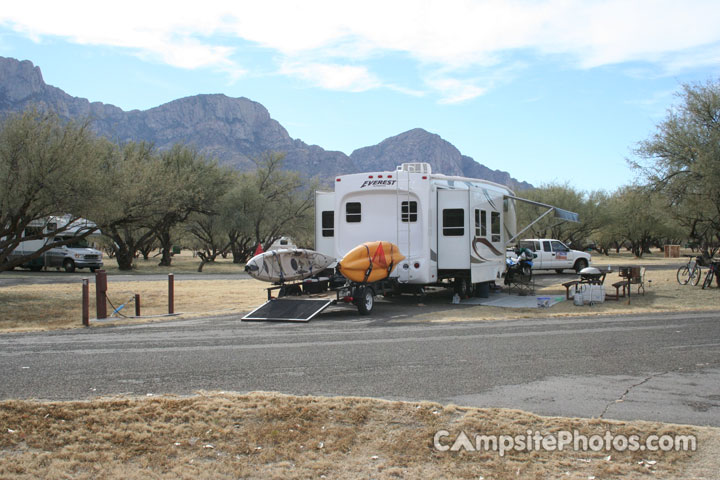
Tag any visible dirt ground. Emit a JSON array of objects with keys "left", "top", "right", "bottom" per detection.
[
  {"left": 97, "top": 249, "right": 247, "bottom": 275},
  {"left": 411, "top": 265, "right": 719, "bottom": 324},
  {"left": 1, "top": 392, "right": 717, "bottom": 480},
  {"left": 2, "top": 249, "right": 717, "bottom": 332}
]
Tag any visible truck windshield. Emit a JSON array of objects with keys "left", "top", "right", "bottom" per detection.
[{"left": 57, "top": 237, "right": 89, "bottom": 248}]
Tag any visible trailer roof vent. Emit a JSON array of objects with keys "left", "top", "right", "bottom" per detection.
[{"left": 397, "top": 163, "right": 432, "bottom": 174}]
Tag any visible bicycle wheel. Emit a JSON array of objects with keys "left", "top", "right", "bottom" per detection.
[
  {"left": 676, "top": 266, "right": 690, "bottom": 285},
  {"left": 690, "top": 266, "right": 702, "bottom": 286},
  {"left": 702, "top": 269, "right": 714, "bottom": 290}
]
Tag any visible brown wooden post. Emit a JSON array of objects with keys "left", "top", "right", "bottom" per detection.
[
  {"left": 95, "top": 269, "right": 107, "bottom": 319},
  {"left": 135, "top": 294, "right": 141, "bottom": 317},
  {"left": 168, "top": 273, "right": 174, "bottom": 314},
  {"left": 82, "top": 279, "right": 89, "bottom": 327}
]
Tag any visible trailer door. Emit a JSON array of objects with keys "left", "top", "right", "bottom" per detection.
[
  {"left": 437, "top": 189, "right": 470, "bottom": 270},
  {"left": 314, "top": 191, "right": 336, "bottom": 259}
]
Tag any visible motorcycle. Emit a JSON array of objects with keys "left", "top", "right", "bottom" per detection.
[{"left": 504, "top": 249, "right": 534, "bottom": 285}]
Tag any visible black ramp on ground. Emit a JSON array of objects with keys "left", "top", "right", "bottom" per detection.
[{"left": 242, "top": 298, "right": 333, "bottom": 322}]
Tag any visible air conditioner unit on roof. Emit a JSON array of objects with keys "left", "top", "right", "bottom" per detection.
[{"left": 397, "top": 163, "right": 432, "bottom": 174}]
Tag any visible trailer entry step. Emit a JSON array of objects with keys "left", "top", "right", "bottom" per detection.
[{"left": 242, "top": 298, "right": 333, "bottom": 322}]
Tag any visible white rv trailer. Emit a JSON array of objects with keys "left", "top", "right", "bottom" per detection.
[
  {"left": 315, "top": 162, "right": 577, "bottom": 295},
  {"left": 4, "top": 215, "right": 103, "bottom": 272}
]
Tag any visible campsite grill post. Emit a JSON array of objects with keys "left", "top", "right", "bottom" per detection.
[
  {"left": 82, "top": 278, "right": 89, "bottom": 327},
  {"left": 168, "top": 273, "right": 174, "bottom": 314},
  {"left": 95, "top": 269, "right": 107, "bottom": 319},
  {"left": 135, "top": 293, "right": 141, "bottom": 317}
]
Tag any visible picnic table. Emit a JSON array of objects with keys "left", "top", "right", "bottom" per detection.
[{"left": 608, "top": 265, "right": 646, "bottom": 299}]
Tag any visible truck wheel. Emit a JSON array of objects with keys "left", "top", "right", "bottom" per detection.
[
  {"left": 574, "top": 259, "right": 588, "bottom": 274},
  {"left": 29, "top": 265, "right": 42, "bottom": 272},
  {"left": 90, "top": 267, "right": 97, "bottom": 273},
  {"left": 356, "top": 287, "right": 374, "bottom": 315},
  {"left": 63, "top": 259, "right": 76, "bottom": 273}
]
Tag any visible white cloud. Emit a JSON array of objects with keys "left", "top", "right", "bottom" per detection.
[
  {"left": 427, "top": 77, "right": 488, "bottom": 104},
  {"left": 2, "top": 0, "right": 720, "bottom": 101},
  {"left": 0, "top": 1, "right": 245, "bottom": 73},
  {"left": 280, "top": 61, "right": 381, "bottom": 92}
]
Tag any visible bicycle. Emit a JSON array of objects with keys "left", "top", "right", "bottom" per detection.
[
  {"left": 702, "top": 261, "right": 719, "bottom": 290},
  {"left": 676, "top": 255, "right": 704, "bottom": 286}
]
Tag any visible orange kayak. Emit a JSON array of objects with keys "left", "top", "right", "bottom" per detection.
[{"left": 338, "top": 241, "right": 405, "bottom": 283}]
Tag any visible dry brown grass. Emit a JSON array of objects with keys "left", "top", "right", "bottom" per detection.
[
  {"left": 1, "top": 249, "right": 718, "bottom": 332},
  {"left": 0, "top": 392, "right": 717, "bottom": 479},
  {"left": 0, "top": 279, "right": 268, "bottom": 332}
]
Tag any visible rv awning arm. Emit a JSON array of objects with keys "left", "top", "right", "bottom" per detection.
[{"left": 504, "top": 195, "right": 580, "bottom": 246}]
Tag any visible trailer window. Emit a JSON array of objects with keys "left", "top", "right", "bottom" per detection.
[
  {"left": 491, "top": 211, "right": 501, "bottom": 243},
  {"left": 474, "top": 209, "right": 487, "bottom": 237},
  {"left": 443, "top": 209, "right": 464, "bottom": 236},
  {"left": 401, "top": 201, "right": 417, "bottom": 222},
  {"left": 321, "top": 211, "right": 334, "bottom": 237},
  {"left": 346, "top": 202, "right": 361, "bottom": 223}
]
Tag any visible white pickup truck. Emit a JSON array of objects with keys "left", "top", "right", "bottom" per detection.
[{"left": 514, "top": 239, "right": 591, "bottom": 273}]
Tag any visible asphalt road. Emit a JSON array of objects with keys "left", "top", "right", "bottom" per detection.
[{"left": 1, "top": 306, "right": 719, "bottom": 427}]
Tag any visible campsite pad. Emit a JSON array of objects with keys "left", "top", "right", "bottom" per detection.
[{"left": 459, "top": 292, "right": 565, "bottom": 308}]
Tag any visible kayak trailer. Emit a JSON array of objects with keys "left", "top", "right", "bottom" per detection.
[{"left": 241, "top": 275, "right": 396, "bottom": 322}]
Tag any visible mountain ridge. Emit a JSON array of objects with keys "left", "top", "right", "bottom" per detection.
[{"left": 0, "top": 56, "right": 531, "bottom": 189}]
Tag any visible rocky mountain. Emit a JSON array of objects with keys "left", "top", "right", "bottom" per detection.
[
  {"left": 350, "top": 129, "right": 532, "bottom": 190},
  {"left": 0, "top": 56, "right": 531, "bottom": 189}
]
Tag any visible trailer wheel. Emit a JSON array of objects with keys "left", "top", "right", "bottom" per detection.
[
  {"left": 356, "top": 287, "right": 374, "bottom": 315},
  {"left": 454, "top": 277, "right": 471, "bottom": 298},
  {"left": 63, "top": 259, "right": 76, "bottom": 273}
]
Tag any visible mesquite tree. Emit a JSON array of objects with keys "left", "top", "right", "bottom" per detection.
[
  {"left": 632, "top": 79, "right": 720, "bottom": 256},
  {"left": 0, "top": 110, "right": 108, "bottom": 271}
]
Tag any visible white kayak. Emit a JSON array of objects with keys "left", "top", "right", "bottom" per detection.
[{"left": 244, "top": 248, "right": 336, "bottom": 283}]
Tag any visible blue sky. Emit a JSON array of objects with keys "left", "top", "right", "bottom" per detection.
[{"left": 2, "top": 1, "right": 720, "bottom": 191}]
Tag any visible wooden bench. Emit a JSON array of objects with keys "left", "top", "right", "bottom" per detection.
[
  {"left": 562, "top": 280, "right": 580, "bottom": 299},
  {"left": 606, "top": 280, "right": 629, "bottom": 301}
]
